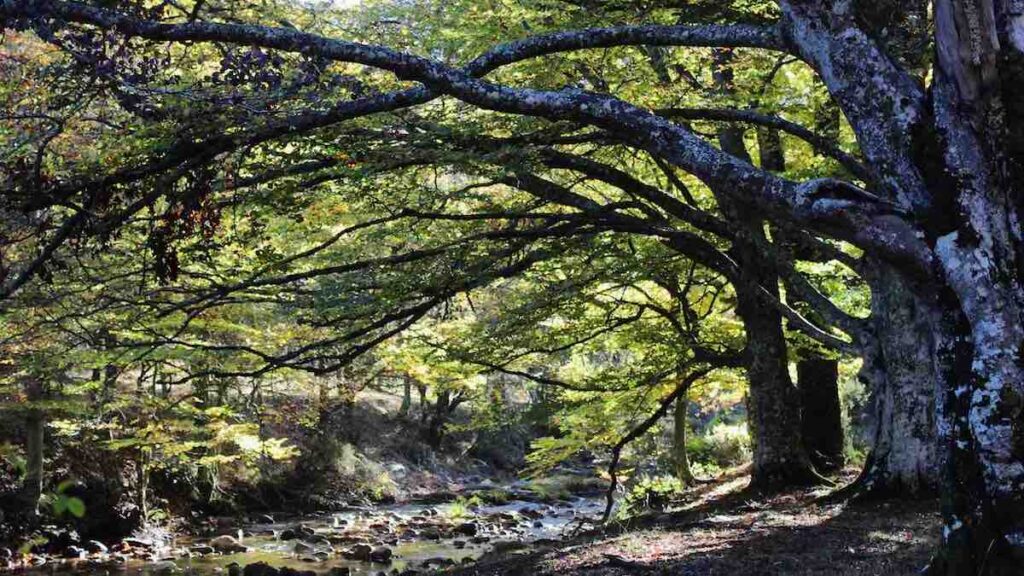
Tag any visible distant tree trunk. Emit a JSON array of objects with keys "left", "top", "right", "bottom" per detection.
[
  {"left": 797, "top": 357, "right": 845, "bottom": 473},
  {"left": 399, "top": 375, "right": 412, "bottom": 417},
  {"left": 137, "top": 448, "right": 150, "bottom": 525},
  {"left": 20, "top": 379, "right": 44, "bottom": 516},
  {"left": 423, "top": 389, "right": 465, "bottom": 450},
  {"left": 416, "top": 383, "right": 427, "bottom": 422},
  {"left": 672, "top": 395, "right": 695, "bottom": 484}
]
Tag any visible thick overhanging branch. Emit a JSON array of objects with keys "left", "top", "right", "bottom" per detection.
[
  {"left": 655, "top": 107, "right": 872, "bottom": 183},
  {"left": 2, "top": 0, "right": 938, "bottom": 296}
]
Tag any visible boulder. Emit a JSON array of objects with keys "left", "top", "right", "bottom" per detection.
[
  {"left": 293, "top": 541, "right": 314, "bottom": 554},
  {"left": 279, "top": 529, "right": 299, "bottom": 541},
  {"left": 190, "top": 545, "right": 215, "bottom": 555},
  {"left": 227, "top": 562, "right": 242, "bottom": 576},
  {"left": 454, "top": 522, "right": 478, "bottom": 536}
]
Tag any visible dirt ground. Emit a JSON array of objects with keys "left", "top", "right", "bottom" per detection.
[{"left": 454, "top": 468, "right": 941, "bottom": 576}]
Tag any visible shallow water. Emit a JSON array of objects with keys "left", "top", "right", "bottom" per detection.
[{"left": 30, "top": 497, "right": 604, "bottom": 575}]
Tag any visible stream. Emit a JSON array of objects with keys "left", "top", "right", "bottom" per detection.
[{"left": 24, "top": 495, "right": 605, "bottom": 576}]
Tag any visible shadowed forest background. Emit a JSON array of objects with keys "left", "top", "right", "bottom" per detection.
[{"left": 0, "top": 1, "right": 1022, "bottom": 575}]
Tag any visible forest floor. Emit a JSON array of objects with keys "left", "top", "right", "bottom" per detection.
[{"left": 454, "top": 467, "right": 941, "bottom": 576}]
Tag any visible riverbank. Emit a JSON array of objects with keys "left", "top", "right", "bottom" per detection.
[
  {"left": 454, "top": 470, "right": 940, "bottom": 575},
  {"left": 0, "top": 468, "right": 940, "bottom": 576}
]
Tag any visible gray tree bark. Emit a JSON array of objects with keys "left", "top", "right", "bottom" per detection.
[{"left": 856, "top": 265, "right": 939, "bottom": 495}]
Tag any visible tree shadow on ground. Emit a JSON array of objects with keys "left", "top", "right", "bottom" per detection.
[{"left": 455, "top": 470, "right": 939, "bottom": 576}]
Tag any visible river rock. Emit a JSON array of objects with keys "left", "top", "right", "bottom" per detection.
[
  {"left": 492, "top": 540, "right": 526, "bottom": 554},
  {"left": 0, "top": 548, "right": 12, "bottom": 560},
  {"left": 150, "top": 560, "right": 180, "bottom": 574},
  {"left": 255, "top": 514, "right": 275, "bottom": 524},
  {"left": 520, "top": 507, "right": 544, "bottom": 519},
  {"left": 343, "top": 543, "right": 372, "bottom": 561},
  {"left": 419, "top": 527, "right": 441, "bottom": 540},
  {"left": 326, "top": 568, "right": 351, "bottom": 576},
  {"left": 454, "top": 522, "right": 478, "bottom": 536},
  {"left": 227, "top": 562, "right": 242, "bottom": 576},
  {"left": 122, "top": 538, "right": 154, "bottom": 549},
  {"left": 84, "top": 540, "right": 108, "bottom": 554},
  {"left": 210, "top": 535, "right": 248, "bottom": 554},
  {"left": 293, "top": 541, "right": 314, "bottom": 554},
  {"left": 243, "top": 562, "right": 280, "bottom": 576},
  {"left": 191, "top": 545, "right": 215, "bottom": 555},
  {"left": 369, "top": 546, "right": 392, "bottom": 564},
  {"left": 307, "top": 535, "right": 332, "bottom": 546},
  {"left": 64, "top": 546, "right": 87, "bottom": 559}
]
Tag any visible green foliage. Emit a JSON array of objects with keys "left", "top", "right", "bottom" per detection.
[
  {"left": 0, "top": 442, "right": 26, "bottom": 478},
  {"left": 41, "top": 480, "right": 86, "bottom": 519},
  {"left": 0, "top": 0, "right": 875, "bottom": 532},
  {"left": 618, "top": 474, "right": 685, "bottom": 518},
  {"left": 447, "top": 495, "right": 484, "bottom": 520},
  {"left": 688, "top": 422, "right": 752, "bottom": 469}
]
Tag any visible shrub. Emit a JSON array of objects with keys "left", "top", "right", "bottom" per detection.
[
  {"left": 618, "top": 474, "right": 684, "bottom": 518},
  {"left": 688, "top": 422, "right": 751, "bottom": 468}
]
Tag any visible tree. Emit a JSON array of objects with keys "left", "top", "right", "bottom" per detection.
[{"left": 1, "top": 1, "right": 1022, "bottom": 572}]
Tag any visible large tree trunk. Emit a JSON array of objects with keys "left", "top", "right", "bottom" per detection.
[
  {"left": 738, "top": 283, "right": 819, "bottom": 488},
  {"left": 926, "top": 1, "right": 1024, "bottom": 572},
  {"left": 797, "top": 357, "right": 845, "bottom": 473},
  {"left": 856, "top": 265, "right": 939, "bottom": 495},
  {"left": 781, "top": 2, "right": 1023, "bottom": 569}
]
